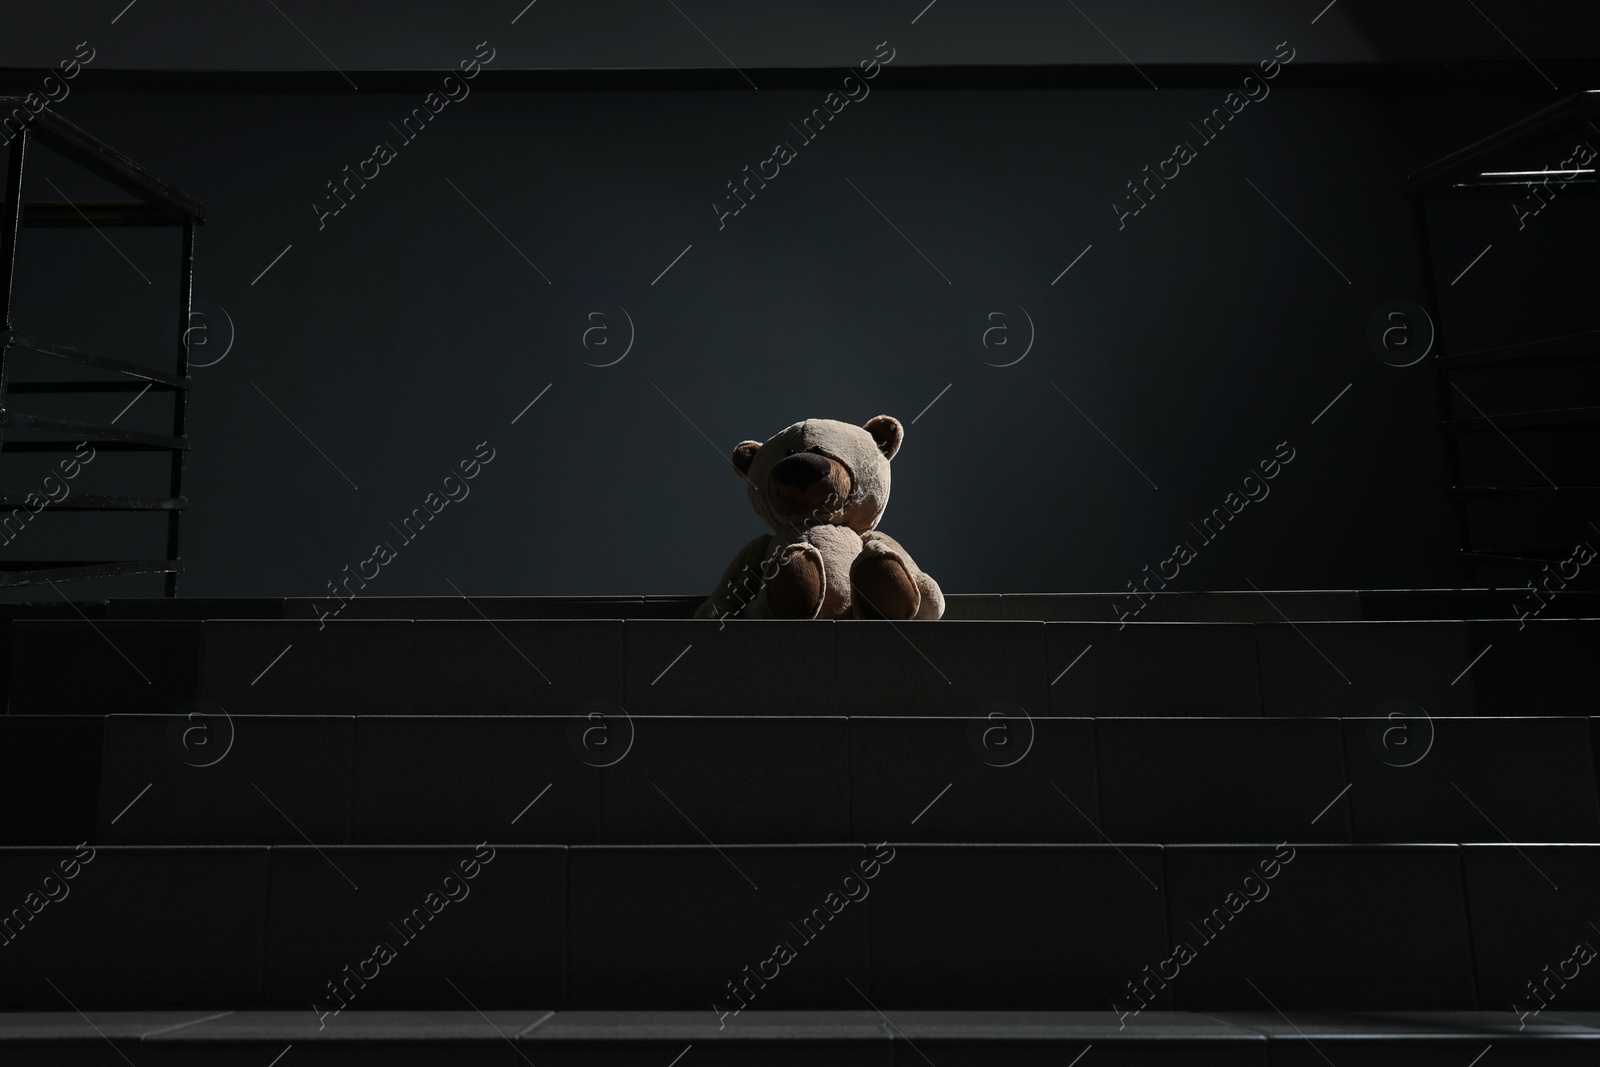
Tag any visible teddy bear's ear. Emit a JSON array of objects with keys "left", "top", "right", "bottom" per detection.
[
  {"left": 863, "top": 415, "right": 903, "bottom": 460},
  {"left": 730, "top": 440, "right": 763, "bottom": 478}
]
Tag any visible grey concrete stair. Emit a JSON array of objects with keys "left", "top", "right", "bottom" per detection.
[{"left": 0, "top": 592, "right": 1593, "bottom": 1060}]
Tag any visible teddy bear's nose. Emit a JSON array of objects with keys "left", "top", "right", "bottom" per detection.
[{"left": 773, "top": 452, "right": 832, "bottom": 487}]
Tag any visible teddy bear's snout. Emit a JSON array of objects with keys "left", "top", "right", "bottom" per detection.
[
  {"left": 769, "top": 451, "right": 853, "bottom": 518},
  {"left": 772, "top": 452, "right": 833, "bottom": 488}
]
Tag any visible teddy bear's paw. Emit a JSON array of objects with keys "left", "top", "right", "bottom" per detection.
[
  {"left": 850, "top": 550, "right": 920, "bottom": 620},
  {"left": 765, "top": 543, "right": 827, "bottom": 620}
]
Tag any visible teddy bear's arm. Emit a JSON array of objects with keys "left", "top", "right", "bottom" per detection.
[{"left": 693, "top": 534, "right": 774, "bottom": 620}]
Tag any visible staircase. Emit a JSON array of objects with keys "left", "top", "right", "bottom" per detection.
[
  {"left": 1, "top": 590, "right": 1598, "bottom": 1064},
  {"left": 0, "top": 98, "right": 204, "bottom": 596},
  {"left": 1407, "top": 89, "right": 1600, "bottom": 587}
]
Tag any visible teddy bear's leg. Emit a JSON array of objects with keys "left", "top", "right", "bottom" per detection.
[
  {"left": 752, "top": 542, "right": 827, "bottom": 620},
  {"left": 853, "top": 531, "right": 944, "bottom": 620},
  {"left": 849, "top": 537, "right": 921, "bottom": 620},
  {"left": 909, "top": 569, "right": 944, "bottom": 620}
]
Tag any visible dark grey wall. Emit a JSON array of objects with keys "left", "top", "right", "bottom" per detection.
[
  {"left": 4, "top": 69, "right": 1571, "bottom": 600},
  {"left": 1, "top": 0, "right": 1588, "bottom": 599}
]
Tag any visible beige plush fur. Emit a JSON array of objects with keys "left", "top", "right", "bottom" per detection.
[{"left": 695, "top": 416, "right": 944, "bottom": 621}]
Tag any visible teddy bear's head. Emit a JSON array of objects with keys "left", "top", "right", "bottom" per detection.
[{"left": 729, "top": 416, "right": 903, "bottom": 534}]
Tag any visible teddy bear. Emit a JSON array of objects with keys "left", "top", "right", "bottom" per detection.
[{"left": 694, "top": 416, "right": 944, "bottom": 621}]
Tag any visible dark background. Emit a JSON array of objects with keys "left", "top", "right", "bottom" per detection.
[{"left": 0, "top": 0, "right": 1594, "bottom": 600}]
